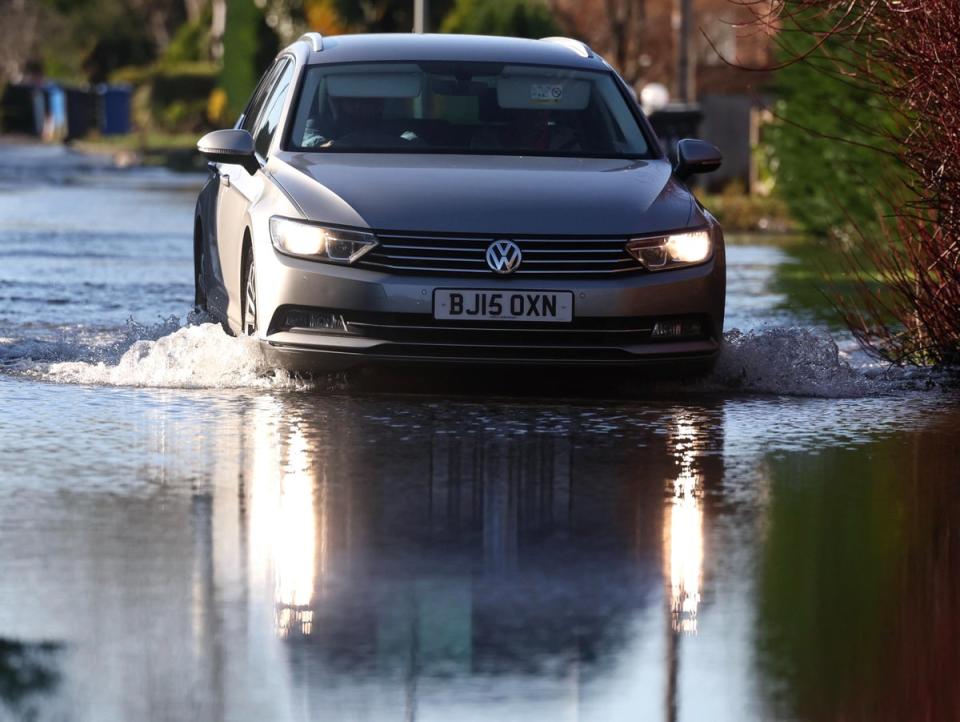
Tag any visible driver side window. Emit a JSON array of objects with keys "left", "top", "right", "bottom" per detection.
[
  {"left": 253, "top": 60, "right": 294, "bottom": 159},
  {"left": 240, "top": 61, "right": 282, "bottom": 133}
]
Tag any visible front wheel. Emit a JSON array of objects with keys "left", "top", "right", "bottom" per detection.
[
  {"left": 193, "top": 221, "right": 207, "bottom": 311},
  {"left": 243, "top": 257, "right": 257, "bottom": 337}
]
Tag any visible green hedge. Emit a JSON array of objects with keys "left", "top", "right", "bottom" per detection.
[{"left": 112, "top": 61, "right": 218, "bottom": 134}]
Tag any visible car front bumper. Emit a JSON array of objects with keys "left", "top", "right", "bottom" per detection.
[{"left": 253, "top": 245, "right": 726, "bottom": 373}]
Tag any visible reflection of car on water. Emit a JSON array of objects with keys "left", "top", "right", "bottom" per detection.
[
  {"left": 234, "top": 399, "right": 721, "bottom": 689},
  {"left": 194, "top": 33, "right": 725, "bottom": 373}
]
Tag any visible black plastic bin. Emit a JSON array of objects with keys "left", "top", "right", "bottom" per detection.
[
  {"left": 64, "top": 87, "right": 95, "bottom": 140},
  {"left": 649, "top": 105, "right": 703, "bottom": 160},
  {"left": 0, "top": 83, "right": 42, "bottom": 135}
]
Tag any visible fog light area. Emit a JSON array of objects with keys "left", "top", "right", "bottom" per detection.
[
  {"left": 276, "top": 308, "right": 348, "bottom": 333},
  {"left": 652, "top": 319, "right": 704, "bottom": 339}
]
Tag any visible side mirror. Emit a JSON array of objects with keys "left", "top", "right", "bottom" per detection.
[
  {"left": 674, "top": 139, "right": 722, "bottom": 181},
  {"left": 197, "top": 129, "right": 259, "bottom": 175}
]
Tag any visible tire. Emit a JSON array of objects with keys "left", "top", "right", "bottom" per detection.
[
  {"left": 193, "top": 221, "right": 207, "bottom": 311},
  {"left": 242, "top": 253, "right": 257, "bottom": 337}
]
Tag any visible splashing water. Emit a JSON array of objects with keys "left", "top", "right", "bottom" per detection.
[
  {"left": 0, "top": 315, "right": 941, "bottom": 397},
  {"left": 713, "top": 327, "right": 946, "bottom": 397},
  {"left": 2, "top": 317, "right": 303, "bottom": 390},
  {"left": 42, "top": 324, "right": 303, "bottom": 390},
  {"left": 708, "top": 327, "right": 872, "bottom": 397}
]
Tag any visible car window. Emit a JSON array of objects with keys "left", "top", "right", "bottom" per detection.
[
  {"left": 286, "top": 61, "right": 652, "bottom": 158},
  {"left": 240, "top": 61, "right": 283, "bottom": 133},
  {"left": 253, "top": 60, "right": 294, "bottom": 159}
]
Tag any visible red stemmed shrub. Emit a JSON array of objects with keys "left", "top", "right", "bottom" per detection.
[{"left": 736, "top": 0, "right": 960, "bottom": 364}]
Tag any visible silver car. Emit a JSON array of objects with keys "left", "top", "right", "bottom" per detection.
[{"left": 195, "top": 33, "right": 725, "bottom": 373}]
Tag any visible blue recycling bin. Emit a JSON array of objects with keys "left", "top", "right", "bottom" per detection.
[{"left": 97, "top": 84, "right": 132, "bottom": 135}]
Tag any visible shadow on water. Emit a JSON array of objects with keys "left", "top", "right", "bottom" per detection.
[
  {"left": 0, "top": 639, "right": 62, "bottom": 720},
  {"left": 332, "top": 363, "right": 714, "bottom": 399}
]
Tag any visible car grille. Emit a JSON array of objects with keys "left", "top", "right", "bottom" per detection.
[{"left": 357, "top": 232, "right": 643, "bottom": 278}]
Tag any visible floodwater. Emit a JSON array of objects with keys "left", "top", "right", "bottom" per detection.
[{"left": 0, "top": 143, "right": 958, "bottom": 722}]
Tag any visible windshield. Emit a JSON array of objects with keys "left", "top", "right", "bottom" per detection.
[{"left": 286, "top": 61, "right": 652, "bottom": 158}]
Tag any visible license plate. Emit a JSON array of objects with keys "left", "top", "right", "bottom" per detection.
[{"left": 434, "top": 290, "right": 573, "bottom": 322}]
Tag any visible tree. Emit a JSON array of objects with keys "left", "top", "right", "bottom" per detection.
[
  {"left": 0, "top": 0, "right": 45, "bottom": 87},
  {"left": 552, "top": 0, "right": 647, "bottom": 87},
  {"left": 442, "top": 0, "right": 558, "bottom": 38},
  {"left": 322, "top": 0, "right": 454, "bottom": 33},
  {"left": 219, "top": 0, "right": 259, "bottom": 119}
]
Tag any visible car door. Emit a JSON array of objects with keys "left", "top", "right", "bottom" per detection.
[{"left": 215, "top": 58, "right": 294, "bottom": 328}]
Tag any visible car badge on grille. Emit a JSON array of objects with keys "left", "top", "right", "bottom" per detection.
[{"left": 485, "top": 240, "right": 522, "bottom": 274}]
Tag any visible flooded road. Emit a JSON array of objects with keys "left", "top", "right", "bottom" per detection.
[{"left": 0, "top": 144, "right": 958, "bottom": 721}]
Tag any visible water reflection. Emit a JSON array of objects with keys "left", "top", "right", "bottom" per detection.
[
  {"left": 756, "top": 413, "right": 960, "bottom": 721},
  {"left": 274, "top": 425, "right": 319, "bottom": 637},
  {"left": 665, "top": 416, "right": 703, "bottom": 635},
  {"left": 226, "top": 396, "right": 727, "bottom": 719},
  {"left": 0, "top": 638, "right": 62, "bottom": 720},
  {"left": 4, "top": 386, "right": 958, "bottom": 721}
]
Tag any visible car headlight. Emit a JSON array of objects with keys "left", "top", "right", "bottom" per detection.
[
  {"left": 269, "top": 217, "right": 378, "bottom": 264},
  {"left": 626, "top": 230, "right": 712, "bottom": 271}
]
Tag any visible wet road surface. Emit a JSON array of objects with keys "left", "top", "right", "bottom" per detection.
[{"left": 0, "top": 143, "right": 958, "bottom": 721}]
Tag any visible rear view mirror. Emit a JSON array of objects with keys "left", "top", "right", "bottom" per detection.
[
  {"left": 197, "top": 129, "right": 259, "bottom": 175},
  {"left": 674, "top": 139, "right": 722, "bottom": 181}
]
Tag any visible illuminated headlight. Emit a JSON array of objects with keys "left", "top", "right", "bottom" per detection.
[
  {"left": 269, "top": 217, "right": 377, "bottom": 264},
  {"left": 627, "top": 230, "right": 712, "bottom": 271}
]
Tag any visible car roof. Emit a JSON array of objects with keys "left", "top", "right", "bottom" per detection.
[{"left": 290, "top": 33, "right": 606, "bottom": 71}]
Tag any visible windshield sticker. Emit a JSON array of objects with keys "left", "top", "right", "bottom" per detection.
[{"left": 530, "top": 84, "right": 564, "bottom": 103}]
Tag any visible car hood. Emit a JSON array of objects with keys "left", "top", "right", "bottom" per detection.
[{"left": 271, "top": 152, "right": 699, "bottom": 236}]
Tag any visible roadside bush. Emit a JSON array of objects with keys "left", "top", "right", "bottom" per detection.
[
  {"left": 766, "top": 45, "right": 903, "bottom": 239},
  {"left": 740, "top": 1, "right": 960, "bottom": 365},
  {"left": 113, "top": 61, "right": 217, "bottom": 134},
  {"left": 698, "top": 181, "right": 793, "bottom": 234},
  {"left": 162, "top": 14, "right": 211, "bottom": 64}
]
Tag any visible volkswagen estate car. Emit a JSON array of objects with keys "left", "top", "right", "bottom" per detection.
[{"left": 194, "top": 33, "right": 725, "bottom": 372}]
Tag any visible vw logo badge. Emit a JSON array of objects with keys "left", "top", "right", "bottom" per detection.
[{"left": 485, "top": 239, "right": 522, "bottom": 274}]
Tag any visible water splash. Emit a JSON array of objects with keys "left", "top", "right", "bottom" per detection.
[
  {"left": 0, "top": 316, "right": 184, "bottom": 368},
  {"left": 708, "top": 327, "right": 869, "bottom": 397},
  {"left": 40, "top": 323, "right": 304, "bottom": 390},
  {"left": 1, "top": 318, "right": 945, "bottom": 396},
  {"left": 705, "top": 327, "right": 942, "bottom": 398},
  {"left": 0, "top": 315, "right": 303, "bottom": 390}
]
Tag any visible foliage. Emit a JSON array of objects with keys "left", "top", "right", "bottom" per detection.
[
  {"left": 0, "top": 0, "right": 47, "bottom": 87},
  {"left": 320, "top": 0, "right": 454, "bottom": 33},
  {"left": 765, "top": 38, "right": 902, "bottom": 238},
  {"left": 304, "top": 0, "right": 350, "bottom": 35},
  {"left": 740, "top": 0, "right": 960, "bottom": 365},
  {"left": 113, "top": 61, "right": 218, "bottom": 134},
  {"left": 161, "top": 12, "right": 212, "bottom": 64},
  {"left": 441, "top": 0, "right": 558, "bottom": 37},
  {"left": 697, "top": 181, "right": 793, "bottom": 233},
  {"left": 35, "top": 0, "right": 192, "bottom": 82},
  {"left": 220, "top": 0, "right": 260, "bottom": 120}
]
